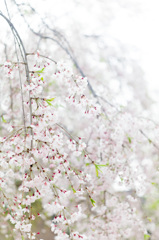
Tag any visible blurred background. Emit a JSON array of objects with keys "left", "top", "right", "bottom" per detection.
[
  {"left": 0, "top": 1, "right": 159, "bottom": 239},
  {"left": 0, "top": 0, "right": 159, "bottom": 119}
]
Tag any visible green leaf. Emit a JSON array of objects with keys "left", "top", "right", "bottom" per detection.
[
  {"left": 95, "top": 165, "right": 99, "bottom": 177},
  {"left": 90, "top": 198, "right": 96, "bottom": 206},
  {"left": 150, "top": 199, "right": 159, "bottom": 210},
  {"left": 128, "top": 136, "right": 132, "bottom": 143},
  {"left": 148, "top": 139, "right": 152, "bottom": 144},
  {"left": 151, "top": 182, "right": 157, "bottom": 186},
  {"left": 45, "top": 98, "right": 55, "bottom": 106},
  {"left": 147, "top": 217, "right": 152, "bottom": 222},
  {"left": 41, "top": 77, "right": 44, "bottom": 81},
  {"left": 47, "top": 98, "right": 55, "bottom": 102},
  {"left": 85, "top": 163, "right": 91, "bottom": 166},
  {"left": 1, "top": 115, "right": 6, "bottom": 123},
  {"left": 94, "top": 164, "right": 106, "bottom": 177},
  {"left": 22, "top": 236, "right": 25, "bottom": 240},
  {"left": 72, "top": 188, "right": 76, "bottom": 193},
  {"left": 36, "top": 67, "right": 45, "bottom": 73},
  {"left": 46, "top": 100, "right": 53, "bottom": 106},
  {"left": 2, "top": 115, "right": 7, "bottom": 123},
  {"left": 144, "top": 234, "right": 150, "bottom": 240}
]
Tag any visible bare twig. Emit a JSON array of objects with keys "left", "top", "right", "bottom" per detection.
[
  {"left": 140, "top": 129, "right": 159, "bottom": 151},
  {"left": 0, "top": 11, "right": 33, "bottom": 149},
  {"left": 26, "top": 52, "right": 57, "bottom": 64}
]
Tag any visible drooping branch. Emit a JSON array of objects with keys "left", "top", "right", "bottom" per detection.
[
  {"left": 0, "top": 11, "right": 33, "bottom": 148},
  {"left": 12, "top": 0, "right": 98, "bottom": 99},
  {"left": 7, "top": 1, "right": 159, "bottom": 154}
]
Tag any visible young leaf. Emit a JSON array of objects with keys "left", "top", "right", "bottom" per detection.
[
  {"left": 128, "top": 136, "right": 132, "bottom": 143},
  {"left": 36, "top": 67, "right": 45, "bottom": 73},
  {"left": 94, "top": 164, "right": 106, "bottom": 177},
  {"left": 2, "top": 115, "right": 7, "bottom": 123},
  {"left": 147, "top": 217, "right": 152, "bottom": 222},
  {"left": 46, "top": 100, "right": 53, "bottom": 106},
  {"left": 72, "top": 188, "right": 76, "bottom": 193},
  {"left": 144, "top": 234, "right": 150, "bottom": 240},
  {"left": 85, "top": 163, "right": 91, "bottom": 166},
  {"left": 21, "top": 236, "right": 25, "bottom": 240},
  {"left": 45, "top": 97, "right": 55, "bottom": 106},
  {"left": 95, "top": 165, "right": 99, "bottom": 177},
  {"left": 148, "top": 139, "right": 152, "bottom": 144},
  {"left": 151, "top": 182, "right": 157, "bottom": 185},
  {"left": 90, "top": 198, "right": 96, "bottom": 206},
  {"left": 47, "top": 98, "right": 55, "bottom": 102}
]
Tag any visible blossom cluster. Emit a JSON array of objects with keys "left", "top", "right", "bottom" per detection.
[{"left": 0, "top": 52, "right": 157, "bottom": 240}]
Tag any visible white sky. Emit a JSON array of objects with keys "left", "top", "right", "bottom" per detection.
[{"left": 107, "top": 0, "right": 159, "bottom": 101}]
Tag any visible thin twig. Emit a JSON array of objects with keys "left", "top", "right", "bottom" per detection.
[
  {"left": 26, "top": 52, "right": 57, "bottom": 64},
  {"left": 0, "top": 11, "right": 33, "bottom": 149},
  {"left": 140, "top": 129, "right": 159, "bottom": 151}
]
